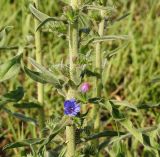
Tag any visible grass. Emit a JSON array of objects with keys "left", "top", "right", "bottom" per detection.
[{"left": 0, "top": 0, "right": 160, "bottom": 156}]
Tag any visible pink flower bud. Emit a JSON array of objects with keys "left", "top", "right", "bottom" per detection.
[{"left": 80, "top": 82, "right": 90, "bottom": 93}]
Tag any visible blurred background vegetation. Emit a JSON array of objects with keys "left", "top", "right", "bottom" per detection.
[{"left": 0, "top": 0, "right": 160, "bottom": 156}]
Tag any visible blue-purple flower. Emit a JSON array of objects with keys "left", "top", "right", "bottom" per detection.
[
  {"left": 80, "top": 82, "right": 91, "bottom": 93},
  {"left": 64, "top": 98, "right": 80, "bottom": 116}
]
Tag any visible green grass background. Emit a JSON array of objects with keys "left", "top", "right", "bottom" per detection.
[{"left": 0, "top": 0, "right": 160, "bottom": 156}]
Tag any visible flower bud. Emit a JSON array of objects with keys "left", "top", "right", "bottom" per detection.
[{"left": 80, "top": 82, "right": 90, "bottom": 93}]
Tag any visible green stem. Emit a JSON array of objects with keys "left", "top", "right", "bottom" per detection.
[
  {"left": 92, "top": 9, "right": 105, "bottom": 157},
  {"left": 94, "top": 10, "right": 105, "bottom": 131},
  {"left": 66, "top": 125, "right": 76, "bottom": 157},
  {"left": 34, "top": 0, "right": 45, "bottom": 134},
  {"left": 66, "top": 0, "right": 79, "bottom": 156}
]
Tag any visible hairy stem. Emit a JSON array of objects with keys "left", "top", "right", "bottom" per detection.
[
  {"left": 66, "top": 0, "right": 79, "bottom": 157},
  {"left": 92, "top": 9, "right": 105, "bottom": 156},
  {"left": 34, "top": 0, "right": 45, "bottom": 134},
  {"left": 66, "top": 125, "right": 76, "bottom": 157},
  {"left": 94, "top": 9, "right": 105, "bottom": 131}
]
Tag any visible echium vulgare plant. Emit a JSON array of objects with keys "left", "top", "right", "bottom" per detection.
[{"left": 0, "top": 0, "right": 160, "bottom": 157}]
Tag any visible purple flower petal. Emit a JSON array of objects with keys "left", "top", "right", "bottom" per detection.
[
  {"left": 64, "top": 99, "right": 80, "bottom": 116},
  {"left": 74, "top": 105, "right": 80, "bottom": 112}
]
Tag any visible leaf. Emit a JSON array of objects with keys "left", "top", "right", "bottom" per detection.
[
  {"left": 0, "top": 26, "right": 13, "bottom": 47},
  {"left": 0, "top": 53, "right": 22, "bottom": 82},
  {"left": 82, "top": 35, "right": 128, "bottom": 46},
  {"left": 38, "top": 117, "right": 69, "bottom": 153},
  {"left": 29, "top": 4, "right": 49, "bottom": 22},
  {"left": 137, "top": 103, "right": 160, "bottom": 109},
  {"left": 142, "top": 134, "right": 152, "bottom": 147},
  {"left": 13, "top": 102, "right": 42, "bottom": 109},
  {"left": 84, "top": 130, "right": 126, "bottom": 142},
  {"left": 70, "top": 67, "right": 81, "bottom": 85},
  {"left": 110, "top": 100, "right": 137, "bottom": 111},
  {"left": 81, "top": 5, "right": 116, "bottom": 12},
  {"left": 50, "top": 63, "right": 70, "bottom": 78},
  {"left": 24, "top": 66, "right": 47, "bottom": 84},
  {"left": 29, "top": 4, "right": 66, "bottom": 33},
  {"left": 115, "top": 13, "right": 130, "bottom": 22},
  {"left": 120, "top": 119, "right": 144, "bottom": 144},
  {"left": 2, "top": 87, "right": 24, "bottom": 102},
  {"left": 28, "top": 58, "right": 62, "bottom": 88},
  {"left": 79, "top": 12, "right": 91, "bottom": 28},
  {"left": 88, "top": 97, "right": 104, "bottom": 104},
  {"left": 28, "top": 57, "right": 55, "bottom": 77},
  {"left": 104, "top": 42, "right": 129, "bottom": 59},
  {"left": 23, "top": 65, "right": 62, "bottom": 89},
  {"left": 104, "top": 101, "right": 126, "bottom": 120},
  {"left": 3, "top": 138, "right": 44, "bottom": 150},
  {"left": 99, "top": 125, "right": 160, "bottom": 151},
  {"left": 3, "top": 107, "right": 37, "bottom": 125},
  {"left": 36, "top": 17, "right": 67, "bottom": 31},
  {"left": 57, "top": 89, "right": 66, "bottom": 97},
  {"left": 0, "top": 87, "right": 24, "bottom": 108},
  {"left": 0, "top": 46, "right": 18, "bottom": 50},
  {"left": 13, "top": 112, "right": 37, "bottom": 124},
  {"left": 80, "top": 68, "right": 101, "bottom": 78}
]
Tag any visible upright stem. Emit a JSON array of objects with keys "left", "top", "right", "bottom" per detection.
[
  {"left": 66, "top": 125, "right": 76, "bottom": 157},
  {"left": 66, "top": 0, "right": 79, "bottom": 157},
  {"left": 94, "top": 10, "right": 105, "bottom": 131},
  {"left": 34, "top": 0, "right": 45, "bottom": 133},
  {"left": 92, "top": 10, "right": 105, "bottom": 157}
]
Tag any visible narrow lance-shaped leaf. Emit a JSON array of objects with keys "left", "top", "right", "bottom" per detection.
[
  {"left": 23, "top": 58, "right": 62, "bottom": 88},
  {"left": 0, "top": 26, "right": 13, "bottom": 47},
  {"left": 110, "top": 100, "right": 137, "bottom": 111},
  {"left": 99, "top": 125, "right": 160, "bottom": 150},
  {"left": 29, "top": 4, "right": 65, "bottom": 33},
  {"left": 3, "top": 138, "right": 44, "bottom": 150},
  {"left": 38, "top": 117, "right": 69, "bottom": 153},
  {"left": 104, "top": 101, "right": 126, "bottom": 120},
  {"left": 82, "top": 130, "right": 126, "bottom": 142},
  {"left": 13, "top": 102, "right": 42, "bottom": 109},
  {"left": 0, "top": 87, "right": 24, "bottom": 108},
  {"left": 137, "top": 103, "right": 160, "bottom": 109},
  {"left": 28, "top": 57, "right": 54, "bottom": 76},
  {"left": 36, "top": 17, "right": 67, "bottom": 31},
  {"left": 114, "top": 13, "right": 130, "bottom": 22},
  {"left": 3, "top": 107, "right": 37, "bottom": 125},
  {"left": 82, "top": 35, "right": 129, "bottom": 46},
  {"left": 0, "top": 53, "right": 22, "bottom": 82},
  {"left": 119, "top": 119, "right": 144, "bottom": 145},
  {"left": 29, "top": 4, "right": 49, "bottom": 22},
  {"left": 80, "top": 5, "right": 116, "bottom": 12},
  {"left": 23, "top": 66, "right": 47, "bottom": 84},
  {"left": 104, "top": 42, "right": 129, "bottom": 59}
]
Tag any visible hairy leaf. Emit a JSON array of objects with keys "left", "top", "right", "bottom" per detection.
[
  {"left": 24, "top": 65, "right": 62, "bottom": 89},
  {"left": 0, "top": 26, "right": 13, "bottom": 47},
  {"left": 3, "top": 138, "right": 44, "bottom": 150},
  {"left": 0, "top": 87, "right": 24, "bottom": 108},
  {"left": 3, "top": 107, "right": 37, "bottom": 125},
  {"left": 0, "top": 53, "right": 22, "bottom": 82}
]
